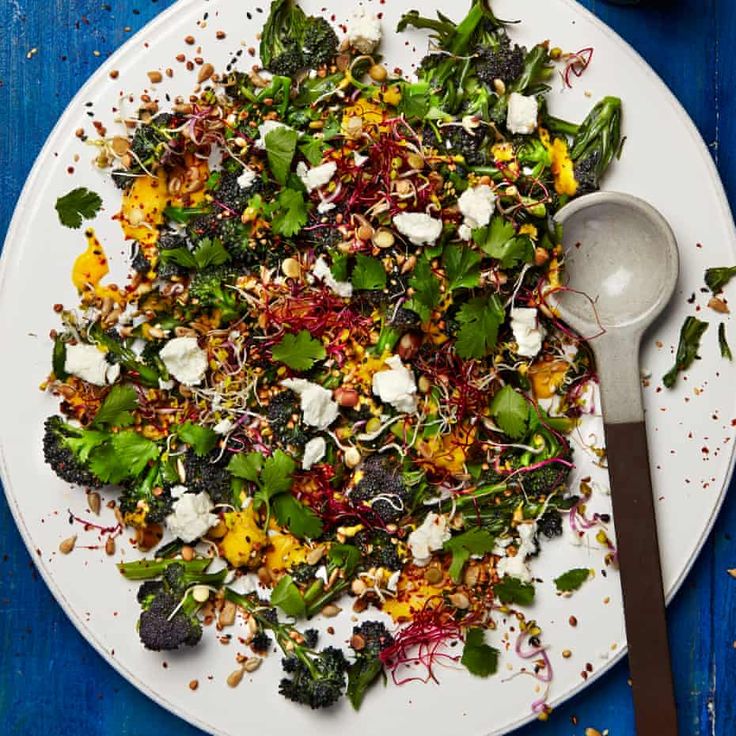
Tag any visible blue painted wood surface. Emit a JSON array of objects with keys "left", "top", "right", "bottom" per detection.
[{"left": 0, "top": 1, "right": 734, "bottom": 734}]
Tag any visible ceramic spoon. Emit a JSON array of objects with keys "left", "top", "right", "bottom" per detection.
[{"left": 553, "top": 192, "right": 680, "bottom": 735}]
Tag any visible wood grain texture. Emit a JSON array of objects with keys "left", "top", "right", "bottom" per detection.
[{"left": 0, "top": 1, "right": 734, "bottom": 734}]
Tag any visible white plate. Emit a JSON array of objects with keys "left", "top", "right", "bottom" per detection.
[{"left": 1, "top": 1, "right": 734, "bottom": 734}]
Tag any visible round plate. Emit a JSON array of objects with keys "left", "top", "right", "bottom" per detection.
[{"left": 1, "top": 1, "right": 734, "bottom": 734}]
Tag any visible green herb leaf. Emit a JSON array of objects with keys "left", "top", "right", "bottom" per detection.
[
  {"left": 89, "top": 431, "right": 160, "bottom": 484},
  {"left": 461, "top": 628, "right": 499, "bottom": 677},
  {"left": 193, "top": 237, "right": 230, "bottom": 269},
  {"left": 265, "top": 127, "right": 299, "bottom": 185},
  {"left": 158, "top": 247, "right": 197, "bottom": 269},
  {"left": 347, "top": 657, "right": 384, "bottom": 710},
  {"left": 327, "top": 544, "right": 362, "bottom": 577},
  {"left": 259, "top": 449, "right": 296, "bottom": 497},
  {"left": 163, "top": 205, "right": 211, "bottom": 224},
  {"left": 91, "top": 385, "right": 138, "bottom": 429},
  {"left": 272, "top": 330, "right": 326, "bottom": 371},
  {"left": 494, "top": 575, "right": 535, "bottom": 606},
  {"left": 177, "top": 422, "right": 218, "bottom": 457},
  {"left": 554, "top": 567, "right": 591, "bottom": 593},
  {"left": 55, "top": 187, "right": 103, "bottom": 229},
  {"left": 443, "top": 244, "right": 481, "bottom": 291},
  {"left": 490, "top": 385, "right": 530, "bottom": 439},
  {"left": 719, "top": 322, "right": 732, "bottom": 360},
  {"left": 299, "top": 136, "right": 326, "bottom": 166},
  {"left": 475, "top": 218, "right": 534, "bottom": 268},
  {"left": 330, "top": 252, "right": 349, "bottom": 282},
  {"left": 272, "top": 494, "right": 324, "bottom": 539},
  {"left": 405, "top": 258, "right": 441, "bottom": 322},
  {"left": 705, "top": 266, "right": 736, "bottom": 294},
  {"left": 52, "top": 337, "right": 68, "bottom": 380},
  {"left": 455, "top": 294, "right": 505, "bottom": 359},
  {"left": 663, "top": 316, "right": 709, "bottom": 388},
  {"left": 444, "top": 528, "right": 496, "bottom": 582},
  {"left": 398, "top": 81, "right": 431, "bottom": 120},
  {"left": 271, "top": 188, "right": 308, "bottom": 237},
  {"left": 271, "top": 574, "right": 307, "bottom": 618},
  {"left": 351, "top": 254, "right": 387, "bottom": 291},
  {"left": 227, "top": 452, "right": 264, "bottom": 482}
]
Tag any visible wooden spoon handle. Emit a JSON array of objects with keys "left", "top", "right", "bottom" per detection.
[{"left": 604, "top": 420, "right": 679, "bottom": 735}]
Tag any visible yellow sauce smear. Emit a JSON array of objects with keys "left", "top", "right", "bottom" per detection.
[
  {"left": 119, "top": 170, "right": 170, "bottom": 247},
  {"left": 539, "top": 129, "right": 578, "bottom": 197},
  {"left": 72, "top": 229, "right": 121, "bottom": 302}
]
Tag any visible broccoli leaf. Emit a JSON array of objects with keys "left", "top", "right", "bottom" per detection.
[
  {"left": 662, "top": 316, "right": 709, "bottom": 388},
  {"left": 55, "top": 187, "right": 103, "bottom": 229},
  {"left": 351, "top": 254, "right": 387, "bottom": 291},
  {"left": 705, "top": 266, "right": 736, "bottom": 294},
  {"left": 461, "top": 628, "right": 499, "bottom": 677},
  {"left": 719, "top": 322, "right": 732, "bottom": 360},
  {"left": 265, "top": 127, "right": 299, "bottom": 185},
  {"left": 405, "top": 258, "right": 441, "bottom": 322},
  {"left": 494, "top": 575, "right": 535, "bottom": 606},
  {"left": 272, "top": 494, "right": 324, "bottom": 539},
  {"left": 347, "top": 656, "right": 384, "bottom": 710},
  {"left": 227, "top": 452, "right": 264, "bottom": 482},
  {"left": 177, "top": 422, "right": 218, "bottom": 456},
  {"left": 490, "top": 385, "right": 530, "bottom": 439},
  {"left": 271, "top": 574, "right": 307, "bottom": 618},
  {"left": 455, "top": 294, "right": 505, "bottom": 359},
  {"left": 554, "top": 567, "right": 591, "bottom": 593},
  {"left": 271, "top": 188, "right": 308, "bottom": 237},
  {"left": 443, "top": 244, "right": 481, "bottom": 291},
  {"left": 91, "top": 385, "right": 138, "bottom": 429},
  {"left": 444, "top": 528, "right": 496, "bottom": 582},
  {"left": 272, "top": 330, "right": 326, "bottom": 371}
]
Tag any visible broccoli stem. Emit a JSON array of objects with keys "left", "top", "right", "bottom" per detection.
[
  {"left": 544, "top": 115, "right": 580, "bottom": 137},
  {"left": 118, "top": 557, "right": 212, "bottom": 580},
  {"left": 304, "top": 579, "right": 350, "bottom": 619},
  {"left": 373, "top": 323, "right": 402, "bottom": 355}
]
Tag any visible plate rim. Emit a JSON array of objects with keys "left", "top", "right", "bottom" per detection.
[{"left": 0, "top": 0, "right": 733, "bottom": 733}]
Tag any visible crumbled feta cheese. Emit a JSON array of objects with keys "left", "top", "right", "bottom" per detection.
[
  {"left": 346, "top": 8, "right": 382, "bottom": 54},
  {"left": 213, "top": 418, "right": 234, "bottom": 435},
  {"left": 64, "top": 343, "right": 119, "bottom": 386},
  {"left": 496, "top": 553, "right": 532, "bottom": 583},
  {"left": 296, "top": 161, "right": 337, "bottom": 193},
  {"left": 255, "top": 120, "right": 291, "bottom": 149},
  {"left": 458, "top": 184, "right": 496, "bottom": 230},
  {"left": 458, "top": 224, "right": 473, "bottom": 241},
  {"left": 387, "top": 569, "right": 401, "bottom": 592},
  {"left": 312, "top": 256, "right": 353, "bottom": 298},
  {"left": 281, "top": 378, "right": 339, "bottom": 430},
  {"left": 506, "top": 92, "right": 539, "bottom": 135},
  {"left": 392, "top": 212, "right": 443, "bottom": 246},
  {"left": 160, "top": 336, "right": 208, "bottom": 386},
  {"left": 353, "top": 151, "right": 368, "bottom": 167},
  {"left": 372, "top": 355, "right": 418, "bottom": 413},
  {"left": 237, "top": 166, "right": 258, "bottom": 189},
  {"left": 302, "top": 436, "right": 326, "bottom": 470},
  {"left": 158, "top": 379, "right": 175, "bottom": 391},
  {"left": 315, "top": 565, "right": 329, "bottom": 584},
  {"left": 510, "top": 308, "right": 546, "bottom": 358},
  {"left": 407, "top": 512, "right": 451, "bottom": 566},
  {"left": 317, "top": 200, "right": 336, "bottom": 214},
  {"left": 165, "top": 491, "right": 218, "bottom": 543},
  {"left": 517, "top": 521, "right": 538, "bottom": 558},
  {"left": 170, "top": 484, "right": 188, "bottom": 499}
]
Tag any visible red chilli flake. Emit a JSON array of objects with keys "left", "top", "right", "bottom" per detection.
[
  {"left": 563, "top": 47, "right": 594, "bottom": 89},
  {"left": 379, "top": 601, "right": 479, "bottom": 685}
]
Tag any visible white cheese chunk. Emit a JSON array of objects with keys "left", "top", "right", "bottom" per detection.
[
  {"left": 346, "top": 8, "right": 382, "bottom": 54},
  {"left": 312, "top": 256, "right": 353, "bottom": 298},
  {"left": 165, "top": 491, "right": 218, "bottom": 543},
  {"left": 296, "top": 161, "right": 337, "bottom": 193},
  {"left": 496, "top": 553, "right": 532, "bottom": 583},
  {"left": 236, "top": 166, "right": 258, "bottom": 189},
  {"left": 510, "top": 307, "right": 546, "bottom": 358},
  {"left": 392, "top": 212, "right": 443, "bottom": 245},
  {"left": 372, "top": 355, "right": 417, "bottom": 413},
  {"left": 458, "top": 184, "right": 496, "bottom": 230},
  {"left": 64, "top": 343, "right": 119, "bottom": 386},
  {"left": 407, "top": 512, "right": 451, "bottom": 566},
  {"left": 160, "top": 336, "right": 208, "bottom": 386},
  {"left": 302, "top": 436, "right": 326, "bottom": 470},
  {"left": 506, "top": 92, "right": 539, "bottom": 135},
  {"left": 281, "top": 378, "right": 339, "bottom": 430}
]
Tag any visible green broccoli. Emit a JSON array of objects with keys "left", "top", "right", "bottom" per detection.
[
  {"left": 181, "top": 449, "right": 234, "bottom": 506},
  {"left": 301, "top": 17, "right": 339, "bottom": 69},
  {"left": 86, "top": 323, "right": 162, "bottom": 388},
  {"left": 118, "top": 460, "right": 174, "bottom": 526},
  {"left": 347, "top": 620, "right": 395, "bottom": 709},
  {"left": 188, "top": 265, "right": 243, "bottom": 323},
  {"left": 42, "top": 415, "right": 105, "bottom": 488}
]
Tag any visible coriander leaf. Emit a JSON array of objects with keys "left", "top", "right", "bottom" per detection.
[
  {"left": 461, "top": 628, "right": 499, "bottom": 677},
  {"left": 455, "top": 294, "right": 505, "bottom": 359},
  {"left": 475, "top": 216, "right": 515, "bottom": 255},
  {"left": 272, "top": 494, "right": 324, "bottom": 539},
  {"left": 271, "top": 188, "right": 308, "bottom": 237},
  {"left": 177, "top": 422, "right": 218, "bottom": 456},
  {"left": 91, "top": 385, "right": 138, "bottom": 429},
  {"left": 65, "top": 429, "right": 109, "bottom": 463},
  {"left": 444, "top": 528, "right": 496, "bottom": 582},
  {"left": 193, "top": 237, "right": 230, "bottom": 269},
  {"left": 163, "top": 205, "right": 211, "bottom": 224},
  {"left": 330, "top": 252, "right": 349, "bottom": 282},
  {"left": 272, "top": 330, "right": 326, "bottom": 371},
  {"left": 351, "top": 254, "right": 387, "bottom": 291},
  {"left": 663, "top": 316, "right": 709, "bottom": 388},
  {"left": 398, "top": 81, "right": 431, "bottom": 120},
  {"left": 719, "top": 322, "right": 732, "bottom": 360},
  {"left": 405, "top": 258, "right": 441, "bottom": 322},
  {"left": 55, "top": 187, "right": 103, "bottom": 229},
  {"left": 347, "top": 657, "right": 384, "bottom": 710},
  {"left": 265, "top": 127, "right": 299, "bottom": 185},
  {"left": 89, "top": 431, "right": 160, "bottom": 484},
  {"left": 158, "top": 247, "right": 197, "bottom": 269},
  {"left": 705, "top": 266, "right": 736, "bottom": 294},
  {"left": 490, "top": 385, "right": 530, "bottom": 439},
  {"left": 299, "top": 136, "right": 326, "bottom": 166},
  {"left": 260, "top": 449, "right": 296, "bottom": 497},
  {"left": 494, "top": 575, "right": 535, "bottom": 606},
  {"left": 554, "top": 567, "right": 591, "bottom": 593},
  {"left": 271, "top": 574, "right": 307, "bottom": 618},
  {"left": 227, "top": 452, "right": 264, "bottom": 482},
  {"left": 443, "top": 244, "right": 481, "bottom": 291},
  {"left": 327, "top": 544, "right": 362, "bottom": 577}
]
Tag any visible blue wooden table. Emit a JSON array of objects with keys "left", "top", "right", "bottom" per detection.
[{"left": 1, "top": 1, "right": 734, "bottom": 734}]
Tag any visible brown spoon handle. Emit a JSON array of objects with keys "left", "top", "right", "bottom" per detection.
[{"left": 604, "top": 421, "right": 679, "bottom": 735}]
